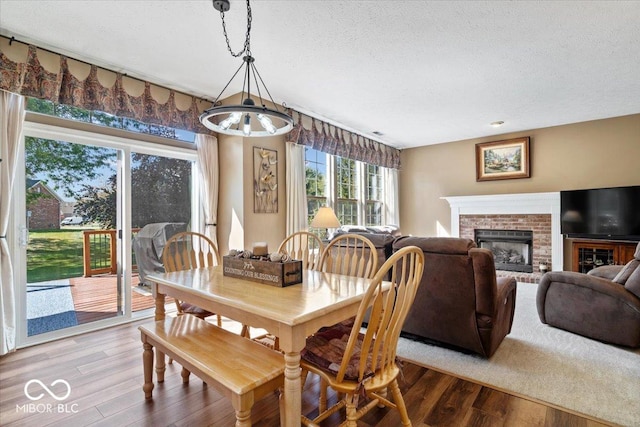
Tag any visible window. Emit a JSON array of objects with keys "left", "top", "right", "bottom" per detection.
[
  {"left": 365, "top": 164, "right": 383, "bottom": 226},
  {"left": 26, "top": 98, "right": 196, "bottom": 143},
  {"left": 335, "top": 156, "right": 358, "bottom": 225},
  {"left": 305, "top": 147, "right": 389, "bottom": 229},
  {"left": 305, "top": 147, "right": 327, "bottom": 225}
]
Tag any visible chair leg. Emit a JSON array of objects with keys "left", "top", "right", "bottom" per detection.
[
  {"left": 389, "top": 379, "right": 411, "bottom": 426},
  {"left": 319, "top": 379, "right": 328, "bottom": 412},
  {"left": 217, "top": 314, "right": 222, "bottom": 327},
  {"left": 300, "top": 369, "right": 309, "bottom": 387},
  {"left": 377, "top": 386, "right": 388, "bottom": 408},
  {"left": 240, "top": 324, "right": 250, "bottom": 338},
  {"left": 278, "top": 388, "right": 285, "bottom": 427},
  {"left": 344, "top": 392, "right": 359, "bottom": 427}
]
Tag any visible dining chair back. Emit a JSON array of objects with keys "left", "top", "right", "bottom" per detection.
[
  {"left": 300, "top": 245, "right": 425, "bottom": 426},
  {"left": 318, "top": 233, "right": 378, "bottom": 279},
  {"left": 163, "top": 231, "right": 221, "bottom": 272},
  {"left": 277, "top": 231, "right": 325, "bottom": 270},
  {"left": 162, "top": 232, "right": 222, "bottom": 326}
]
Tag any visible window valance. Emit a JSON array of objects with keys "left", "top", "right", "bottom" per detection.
[
  {"left": 0, "top": 37, "right": 212, "bottom": 133},
  {"left": 286, "top": 110, "right": 401, "bottom": 169}
]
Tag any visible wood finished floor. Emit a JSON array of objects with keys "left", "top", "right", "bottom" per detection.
[{"left": 0, "top": 319, "right": 612, "bottom": 427}]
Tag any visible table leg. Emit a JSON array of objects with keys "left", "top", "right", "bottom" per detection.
[
  {"left": 154, "top": 291, "right": 166, "bottom": 321},
  {"left": 283, "top": 351, "right": 301, "bottom": 427},
  {"left": 154, "top": 290, "right": 166, "bottom": 380}
]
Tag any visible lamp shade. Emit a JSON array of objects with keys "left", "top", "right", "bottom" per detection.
[{"left": 311, "top": 207, "right": 341, "bottom": 229}]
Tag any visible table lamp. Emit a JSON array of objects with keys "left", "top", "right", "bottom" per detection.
[{"left": 310, "top": 206, "right": 341, "bottom": 240}]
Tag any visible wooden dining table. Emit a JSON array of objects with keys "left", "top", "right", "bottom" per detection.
[{"left": 147, "top": 265, "right": 378, "bottom": 427}]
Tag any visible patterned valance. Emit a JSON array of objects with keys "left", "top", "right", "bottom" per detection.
[
  {"left": 286, "top": 110, "right": 401, "bottom": 169},
  {"left": 0, "top": 38, "right": 212, "bottom": 133}
]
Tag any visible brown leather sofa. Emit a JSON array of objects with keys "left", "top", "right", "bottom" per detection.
[
  {"left": 537, "top": 242, "right": 640, "bottom": 347},
  {"left": 330, "top": 226, "right": 399, "bottom": 276},
  {"left": 393, "top": 236, "right": 517, "bottom": 358}
]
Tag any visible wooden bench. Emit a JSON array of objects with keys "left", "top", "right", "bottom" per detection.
[{"left": 139, "top": 315, "right": 285, "bottom": 427}]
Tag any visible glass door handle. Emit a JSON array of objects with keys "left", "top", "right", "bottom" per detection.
[{"left": 19, "top": 226, "right": 29, "bottom": 247}]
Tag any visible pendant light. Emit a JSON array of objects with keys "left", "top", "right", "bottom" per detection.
[{"left": 199, "top": 0, "right": 293, "bottom": 137}]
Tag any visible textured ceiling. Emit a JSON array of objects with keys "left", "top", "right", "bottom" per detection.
[{"left": 1, "top": 0, "right": 639, "bottom": 149}]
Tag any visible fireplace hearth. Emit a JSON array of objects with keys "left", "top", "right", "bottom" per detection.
[{"left": 475, "top": 229, "right": 533, "bottom": 273}]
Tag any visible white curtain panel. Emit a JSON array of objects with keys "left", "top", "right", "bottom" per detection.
[
  {"left": 195, "top": 134, "right": 220, "bottom": 250},
  {"left": 384, "top": 167, "right": 400, "bottom": 227},
  {"left": 0, "top": 91, "right": 25, "bottom": 355},
  {"left": 285, "top": 141, "right": 308, "bottom": 235}
]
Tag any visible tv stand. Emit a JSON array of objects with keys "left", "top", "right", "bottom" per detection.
[{"left": 571, "top": 239, "right": 637, "bottom": 274}]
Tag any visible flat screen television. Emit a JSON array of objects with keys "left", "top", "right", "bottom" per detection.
[{"left": 561, "top": 185, "right": 640, "bottom": 241}]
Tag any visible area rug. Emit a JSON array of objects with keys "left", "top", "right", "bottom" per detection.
[
  {"left": 396, "top": 283, "right": 640, "bottom": 427},
  {"left": 27, "top": 280, "right": 78, "bottom": 336}
]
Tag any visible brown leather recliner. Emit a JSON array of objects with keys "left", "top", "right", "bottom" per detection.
[
  {"left": 537, "top": 242, "right": 640, "bottom": 347},
  {"left": 393, "top": 236, "right": 517, "bottom": 358}
]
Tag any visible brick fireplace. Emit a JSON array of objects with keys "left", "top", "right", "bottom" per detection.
[
  {"left": 444, "top": 192, "right": 562, "bottom": 284},
  {"left": 475, "top": 228, "right": 535, "bottom": 273}
]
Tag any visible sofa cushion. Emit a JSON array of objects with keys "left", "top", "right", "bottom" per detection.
[
  {"left": 613, "top": 259, "right": 640, "bottom": 285},
  {"left": 333, "top": 224, "right": 401, "bottom": 237},
  {"left": 588, "top": 265, "right": 624, "bottom": 280},
  {"left": 393, "top": 236, "right": 476, "bottom": 255},
  {"left": 624, "top": 264, "right": 640, "bottom": 299}
]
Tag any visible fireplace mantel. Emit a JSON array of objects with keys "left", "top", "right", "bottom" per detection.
[{"left": 442, "top": 192, "right": 562, "bottom": 271}]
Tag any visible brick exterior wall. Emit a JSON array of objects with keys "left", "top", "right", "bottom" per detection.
[
  {"left": 27, "top": 183, "right": 61, "bottom": 230},
  {"left": 460, "top": 214, "right": 552, "bottom": 284}
]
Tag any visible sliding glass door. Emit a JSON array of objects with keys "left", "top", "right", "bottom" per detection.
[
  {"left": 130, "top": 152, "right": 194, "bottom": 312},
  {"left": 14, "top": 120, "right": 198, "bottom": 346},
  {"left": 22, "top": 135, "right": 122, "bottom": 337}
]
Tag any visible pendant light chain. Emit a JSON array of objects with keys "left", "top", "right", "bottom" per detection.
[
  {"left": 218, "top": 0, "right": 252, "bottom": 57},
  {"left": 201, "top": 0, "right": 293, "bottom": 137}
]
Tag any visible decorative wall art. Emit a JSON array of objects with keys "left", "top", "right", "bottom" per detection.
[
  {"left": 254, "top": 147, "right": 278, "bottom": 213},
  {"left": 476, "top": 137, "right": 530, "bottom": 181}
]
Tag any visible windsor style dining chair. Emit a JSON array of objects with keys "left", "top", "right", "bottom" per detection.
[{"left": 301, "top": 245, "right": 425, "bottom": 426}]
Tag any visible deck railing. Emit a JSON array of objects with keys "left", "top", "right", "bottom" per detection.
[{"left": 82, "top": 229, "right": 140, "bottom": 277}]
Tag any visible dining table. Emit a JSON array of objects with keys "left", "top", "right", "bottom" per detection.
[{"left": 147, "top": 265, "right": 379, "bottom": 427}]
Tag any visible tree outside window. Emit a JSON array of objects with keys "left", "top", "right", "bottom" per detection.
[{"left": 305, "top": 147, "right": 327, "bottom": 225}]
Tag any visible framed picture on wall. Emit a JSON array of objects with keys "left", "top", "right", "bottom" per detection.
[
  {"left": 253, "top": 147, "right": 278, "bottom": 213},
  {"left": 475, "top": 137, "right": 530, "bottom": 181}
]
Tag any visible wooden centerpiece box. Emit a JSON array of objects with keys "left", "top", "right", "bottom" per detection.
[{"left": 222, "top": 255, "right": 303, "bottom": 287}]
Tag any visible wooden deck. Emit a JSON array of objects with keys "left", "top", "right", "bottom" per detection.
[{"left": 68, "top": 274, "right": 173, "bottom": 324}]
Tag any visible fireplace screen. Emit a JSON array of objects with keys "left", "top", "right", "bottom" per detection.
[{"left": 475, "top": 229, "right": 533, "bottom": 273}]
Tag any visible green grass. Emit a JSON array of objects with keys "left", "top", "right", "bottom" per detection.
[{"left": 27, "top": 228, "right": 111, "bottom": 283}]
